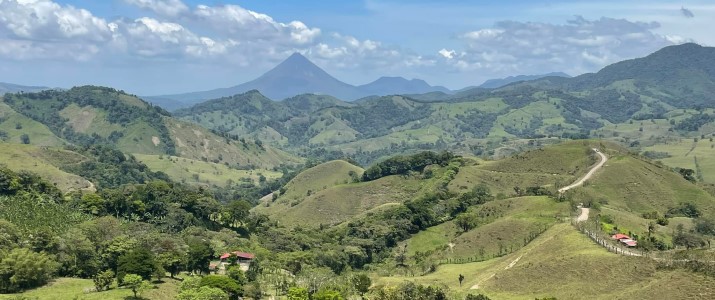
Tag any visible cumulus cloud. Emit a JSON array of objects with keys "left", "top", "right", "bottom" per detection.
[
  {"left": 192, "top": 4, "right": 321, "bottom": 45},
  {"left": 0, "top": 0, "right": 111, "bottom": 42},
  {"left": 448, "top": 16, "right": 683, "bottom": 75},
  {"left": 681, "top": 7, "right": 695, "bottom": 18},
  {"left": 123, "top": 0, "right": 189, "bottom": 17}
]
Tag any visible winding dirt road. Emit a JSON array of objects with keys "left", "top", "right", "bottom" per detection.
[{"left": 558, "top": 148, "right": 608, "bottom": 193}]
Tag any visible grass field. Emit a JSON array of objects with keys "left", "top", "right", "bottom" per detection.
[
  {"left": 480, "top": 140, "right": 597, "bottom": 178},
  {"left": 165, "top": 118, "right": 302, "bottom": 170},
  {"left": 0, "top": 277, "right": 180, "bottom": 300},
  {"left": 377, "top": 224, "right": 715, "bottom": 300},
  {"left": 0, "top": 143, "right": 94, "bottom": 192},
  {"left": 580, "top": 154, "right": 715, "bottom": 216},
  {"left": 405, "top": 197, "right": 569, "bottom": 261},
  {"left": 644, "top": 137, "right": 715, "bottom": 184},
  {"left": 0, "top": 102, "right": 65, "bottom": 147},
  {"left": 273, "top": 160, "right": 364, "bottom": 202},
  {"left": 449, "top": 166, "right": 570, "bottom": 197},
  {"left": 134, "top": 153, "right": 282, "bottom": 187},
  {"left": 255, "top": 174, "right": 423, "bottom": 227}
]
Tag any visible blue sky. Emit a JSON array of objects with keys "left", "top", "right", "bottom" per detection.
[{"left": 0, "top": 0, "right": 713, "bottom": 96}]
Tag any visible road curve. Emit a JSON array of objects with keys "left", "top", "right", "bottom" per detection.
[{"left": 558, "top": 148, "right": 608, "bottom": 193}]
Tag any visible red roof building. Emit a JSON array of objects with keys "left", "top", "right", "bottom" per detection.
[
  {"left": 220, "top": 251, "right": 255, "bottom": 260},
  {"left": 611, "top": 233, "right": 630, "bottom": 240}
]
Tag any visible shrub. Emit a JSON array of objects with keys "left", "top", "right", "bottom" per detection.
[
  {"left": 93, "top": 270, "right": 115, "bottom": 291},
  {"left": 0, "top": 248, "right": 58, "bottom": 293}
]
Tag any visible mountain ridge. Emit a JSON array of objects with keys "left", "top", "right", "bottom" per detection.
[{"left": 147, "top": 53, "right": 453, "bottom": 108}]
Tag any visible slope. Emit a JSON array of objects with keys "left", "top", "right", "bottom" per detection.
[
  {"left": 0, "top": 143, "right": 94, "bottom": 192},
  {"left": 380, "top": 223, "right": 715, "bottom": 300}
]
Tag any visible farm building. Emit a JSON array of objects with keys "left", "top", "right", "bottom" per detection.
[
  {"left": 611, "top": 233, "right": 637, "bottom": 247},
  {"left": 210, "top": 251, "right": 255, "bottom": 274}
]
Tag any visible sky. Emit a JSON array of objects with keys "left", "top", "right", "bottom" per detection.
[{"left": 0, "top": 0, "right": 713, "bottom": 95}]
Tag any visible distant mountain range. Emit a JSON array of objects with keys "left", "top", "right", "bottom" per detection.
[
  {"left": 0, "top": 82, "right": 49, "bottom": 95},
  {"left": 145, "top": 53, "right": 452, "bottom": 110},
  {"left": 478, "top": 72, "right": 571, "bottom": 89}
]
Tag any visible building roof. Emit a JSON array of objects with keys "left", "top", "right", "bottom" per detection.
[
  {"left": 621, "top": 239, "right": 637, "bottom": 247},
  {"left": 612, "top": 233, "right": 631, "bottom": 240},
  {"left": 220, "top": 251, "right": 255, "bottom": 260}
]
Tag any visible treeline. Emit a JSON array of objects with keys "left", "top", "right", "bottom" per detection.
[
  {"left": 674, "top": 113, "right": 713, "bottom": 131},
  {"left": 61, "top": 145, "right": 171, "bottom": 189},
  {"left": 362, "top": 151, "right": 455, "bottom": 181}
]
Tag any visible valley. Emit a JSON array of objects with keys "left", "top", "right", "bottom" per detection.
[{"left": 1, "top": 43, "right": 715, "bottom": 300}]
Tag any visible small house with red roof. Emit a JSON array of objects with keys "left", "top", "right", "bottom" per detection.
[
  {"left": 611, "top": 233, "right": 637, "bottom": 247},
  {"left": 212, "top": 251, "right": 255, "bottom": 274}
]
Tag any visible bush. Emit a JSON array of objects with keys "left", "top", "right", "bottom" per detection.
[
  {"left": 200, "top": 275, "right": 242, "bottom": 298},
  {"left": 313, "top": 289, "right": 344, "bottom": 300},
  {"left": 287, "top": 287, "right": 309, "bottom": 300},
  {"left": 93, "top": 270, "right": 115, "bottom": 291},
  {"left": 0, "top": 248, "right": 58, "bottom": 293}
]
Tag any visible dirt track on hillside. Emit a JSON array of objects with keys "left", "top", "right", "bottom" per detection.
[{"left": 558, "top": 148, "right": 608, "bottom": 193}]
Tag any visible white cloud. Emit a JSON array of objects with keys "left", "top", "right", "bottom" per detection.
[
  {"left": 123, "top": 0, "right": 189, "bottom": 17},
  {"left": 438, "top": 49, "right": 456, "bottom": 59},
  {"left": 0, "top": 0, "right": 111, "bottom": 42},
  {"left": 450, "top": 16, "right": 682, "bottom": 76},
  {"left": 192, "top": 4, "right": 321, "bottom": 45}
]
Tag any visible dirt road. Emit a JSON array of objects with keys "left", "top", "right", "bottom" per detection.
[{"left": 558, "top": 148, "right": 608, "bottom": 193}]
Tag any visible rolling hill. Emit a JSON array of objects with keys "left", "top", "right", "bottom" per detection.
[
  {"left": 478, "top": 72, "right": 571, "bottom": 89},
  {"left": 172, "top": 43, "right": 715, "bottom": 170}
]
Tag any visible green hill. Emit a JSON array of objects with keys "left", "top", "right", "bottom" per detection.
[
  {"left": 0, "top": 102, "right": 65, "bottom": 146},
  {"left": 270, "top": 160, "right": 364, "bottom": 202},
  {"left": 1, "top": 86, "right": 300, "bottom": 171},
  {"left": 168, "top": 44, "right": 715, "bottom": 170},
  {"left": 381, "top": 223, "right": 715, "bottom": 300},
  {"left": 0, "top": 143, "right": 93, "bottom": 192}
]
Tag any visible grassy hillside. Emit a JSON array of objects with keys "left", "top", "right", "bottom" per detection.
[
  {"left": 273, "top": 160, "right": 364, "bottom": 202},
  {"left": 255, "top": 174, "right": 422, "bottom": 227},
  {"left": 2, "top": 86, "right": 176, "bottom": 155},
  {"left": 0, "top": 277, "right": 180, "bottom": 300},
  {"left": 481, "top": 141, "right": 597, "bottom": 177},
  {"left": 134, "top": 153, "right": 282, "bottom": 187},
  {"left": 0, "top": 143, "right": 93, "bottom": 192},
  {"left": 379, "top": 224, "right": 715, "bottom": 300},
  {"left": 0, "top": 102, "right": 65, "bottom": 146},
  {"left": 405, "top": 196, "right": 569, "bottom": 260},
  {"left": 164, "top": 118, "right": 301, "bottom": 169},
  {"left": 581, "top": 154, "right": 715, "bottom": 216}
]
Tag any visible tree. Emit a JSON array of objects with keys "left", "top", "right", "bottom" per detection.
[
  {"left": 117, "top": 248, "right": 156, "bottom": 281},
  {"left": 287, "top": 287, "right": 309, "bottom": 300},
  {"left": 0, "top": 248, "right": 58, "bottom": 293},
  {"left": 351, "top": 273, "right": 371, "bottom": 297},
  {"left": 200, "top": 275, "right": 242, "bottom": 298},
  {"left": 177, "top": 286, "right": 229, "bottom": 300},
  {"left": 20, "top": 134, "right": 30, "bottom": 144},
  {"left": 226, "top": 265, "right": 248, "bottom": 285},
  {"left": 186, "top": 239, "right": 213, "bottom": 275},
  {"left": 56, "top": 228, "right": 98, "bottom": 278},
  {"left": 93, "top": 270, "right": 115, "bottom": 292},
  {"left": 466, "top": 295, "right": 491, "bottom": 300},
  {"left": 695, "top": 217, "right": 715, "bottom": 235},
  {"left": 679, "top": 168, "right": 696, "bottom": 183},
  {"left": 455, "top": 213, "right": 479, "bottom": 232},
  {"left": 0, "top": 219, "right": 20, "bottom": 250},
  {"left": 223, "top": 200, "right": 251, "bottom": 227},
  {"left": 122, "top": 274, "right": 149, "bottom": 299}
]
